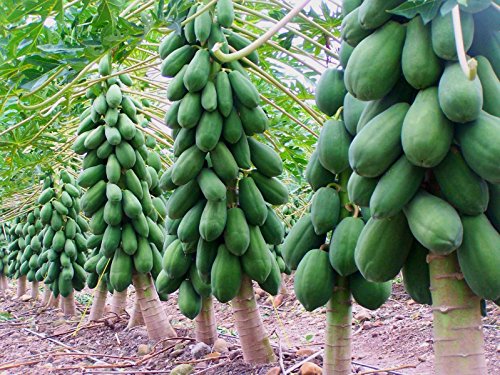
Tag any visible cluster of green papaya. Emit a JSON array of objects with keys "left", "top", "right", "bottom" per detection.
[
  {"left": 283, "top": 68, "right": 391, "bottom": 313},
  {"left": 156, "top": 0, "right": 288, "bottom": 318},
  {"left": 19, "top": 201, "right": 44, "bottom": 283},
  {"left": 75, "top": 55, "right": 167, "bottom": 294},
  {"left": 35, "top": 171, "right": 88, "bottom": 298},
  {"left": 338, "top": 0, "right": 499, "bottom": 304},
  {"left": 0, "top": 224, "right": 9, "bottom": 276},
  {"left": 5, "top": 213, "right": 29, "bottom": 279}
]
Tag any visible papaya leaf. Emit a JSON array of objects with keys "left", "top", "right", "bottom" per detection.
[{"left": 389, "top": 0, "right": 443, "bottom": 23}]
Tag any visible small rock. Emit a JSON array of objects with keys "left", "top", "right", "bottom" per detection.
[
  {"left": 137, "top": 344, "right": 151, "bottom": 356},
  {"left": 175, "top": 343, "right": 187, "bottom": 350},
  {"left": 20, "top": 295, "right": 31, "bottom": 302},
  {"left": 170, "top": 349, "right": 184, "bottom": 358},
  {"left": 170, "top": 364, "right": 194, "bottom": 375},
  {"left": 354, "top": 310, "right": 371, "bottom": 322},
  {"left": 299, "top": 361, "right": 322, "bottom": 375},
  {"left": 273, "top": 294, "right": 284, "bottom": 307},
  {"left": 266, "top": 367, "right": 281, "bottom": 375},
  {"left": 254, "top": 288, "right": 265, "bottom": 297},
  {"left": 229, "top": 349, "right": 242, "bottom": 359},
  {"left": 418, "top": 356, "right": 426, "bottom": 362},
  {"left": 213, "top": 338, "right": 229, "bottom": 353},
  {"left": 395, "top": 314, "right": 404, "bottom": 320},
  {"left": 191, "top": 342, "right": 211, "bottom": 359},
  {"left": 296, "top": 348, "right": 315, "bottom": 357},
  {"left": 496, "top": 344, "right": 500, "bottom": 353}
]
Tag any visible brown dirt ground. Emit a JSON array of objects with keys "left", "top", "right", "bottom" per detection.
[{"left": 0, "top": 278, "right": 498, "bottom": 375}]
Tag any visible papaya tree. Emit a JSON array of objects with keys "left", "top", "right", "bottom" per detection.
[
  {"left": 34, "top": 170, "right": 88, "bottom": 315},
  {"left": 0, "top": 222, "right": 11, "bottom": 296},
  {"left": 156, "top": 0, "right": 296, "bottom": 360},
  {"left": 5, "top": 214, "right": 31, "bottom": 298},
  {"left": 338, "top": 0, "right": 498, "bottom": 373},
  {"left": 283, "top": 61, "right": 392, "bottom": 375},
  {"left": 76, "top": 55, "right": 176, "bottom": 339}
]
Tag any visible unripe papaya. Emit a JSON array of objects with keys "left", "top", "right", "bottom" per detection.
[
  {"left": 404, "top": 190, "right": 463, "bottom": 255},
  {"left": 310, "top": 187, "right": 340, "bottom": 235},
  {"left": 211, "top": 245, "right": 242, "bottom": 303},
  {"left": 329, "top": 217, "right": 365, "bottom": 276},
  {"left": 184, "top": 49, "right": 211, "bottom": 92},
  {"left": 294, "top": 249, "right": 335, "bottom": 311},
  {"left": 345, "top": 21, "right": 406, "bottom": 101},
  {"left": 315, "top": 69, "right": 346, "bottom": 116},
  {"left": 241, "top": 226, "right": 272, "bottom": 283},
  {"left": 224, "top": 208, "right": 250, "bottom": 256},
  {"left": 402, "top": 241, "right": 432, "bottom": 305},
  {"left": 431, "top": 11, "right": 474, "bottom": 60},
  {"left": 438, "top": 62, "right": 483, "bottom": 123},
  {"left": 349, "top": 272, "right": 392, "bottom": 310},
  {"left": 317, "top": 119, "right": 351, "bottom": 174}
]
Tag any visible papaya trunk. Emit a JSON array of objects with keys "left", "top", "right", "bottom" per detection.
[
  {"left": 89, "top": 282, "right": 108, "bottom": 321},
  {"left": 42, "top": 286, "right": 51, "bottom": 305},
  {"left": 195, "top": 296, "right": 217, "bottom": 345},
  {"left": 16, "top": 275, "right": 26, "bottom": 298},
  {"left": 231, "top": 275, "right": 276, "bottom": 364},
  {"left": 111, "top": 290, "right": 128, "bottom": 316},
  {"left": 31, "top": 281, "right": 39, "bottom": 301},
  {"left": 324, "top": 277, "right": 352, "bottom": 375},
  {"left": 132, "top": 273, "right": 176, "bottom": 340},
  {"left": 429, "top": 253, "right": 487, "bottom": 375},
  {"left": 48, "top": 294, "right": 60, "bottom": 308},
  {"left": 127, "top": 295, "right": 144, "bottom": 329},
  {"left": 62, "top": 292, "right": 76, "bottom": 316},
  {"left": 0, "top": 275, "right": 8, "bottom": 294}
]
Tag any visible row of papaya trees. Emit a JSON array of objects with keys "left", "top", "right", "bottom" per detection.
[{"left": 0, "top": 0, "right": 498, "bottom": 374}]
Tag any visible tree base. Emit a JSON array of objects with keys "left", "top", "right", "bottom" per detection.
[
  {"left": 195, "top": 296, "right": 217, "bottom": 345},
  {"left": 89, "top": 282, "right": 108, "bottom": 321},
  {"left": 231, "top": 275, "right": 276, "bottom": 364},
  {"left": 429, "top": 252, "right": 487, "bottom": 375}
]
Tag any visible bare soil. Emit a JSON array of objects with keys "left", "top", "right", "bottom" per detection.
[{"left": 0, "top": 279, "right": 498, "bottom": 374}]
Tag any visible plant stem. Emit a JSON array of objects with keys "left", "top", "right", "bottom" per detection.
[
  {"left": 213, "top": 0, "right": 313, "bottom": 62},
  {"left": 132, "top": 273, "right": 176, "bottom": 340},
  {"left": 16, "top": 275, "right": 26, "bottom": 298},
  {"left": 428, "top": 252, "right": 487, "bottom": 374},
  {"left": 89, "top": 282, "right": 108, "bottom": 321},
  {"left": 324, "top": 277, "right": 352, "bottom": 375},
  {"left": 195, "top": 296, "right": 218, "bottom": 345},
  {"left": 31, "top": 281, "right": 39, "bottom": 301},
  {"left": 110, "top": 290, "right": 128, "bottom": 316},
  {"left": 231, "top": 274, "right": 276, "bottom": 363},
  {"left": 451, "top": 6, "right": 477, "bottom": 80}
]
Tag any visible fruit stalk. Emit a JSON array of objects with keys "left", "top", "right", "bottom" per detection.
[
  {"left": 324, "top": 276, "right": 352, "bottom": 375},
  {"left": 132, "top": 273, "right": 176, "bottom": 339},
  {"left": 213, "top": 0, "right": 313, "bottom": 63},
  {"left": 429, "top": 252, "right": 487, "bottom": 374},
  {"left": 231, "top": 274, "right": 276, "bottom": 363},
  {"left": 16, "top": 275, "right": 26, "bottom": 298},
  {"left": 194, "top": 296, "right": 218, "bottom": 345},
  {"left": 89, "top": 282, "right": 108, "bottom": 321}
]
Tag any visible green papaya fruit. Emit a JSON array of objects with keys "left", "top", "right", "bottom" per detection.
[
  {"left": 329, "top": 217, "right": 365, "bottom": 276},
  {"left": 458, "top": 214, "right": 500, "bottom": 300},
  {"left": 358, "top": 0, "right": 404, "bottom": 30},
  {"left": 317, "top": 119, "right": 351, "bottom": 174},
  {"left": 402, "top": 241, "right": 432, "bottom": 305},
  {"left": 171, "top": 145, "right": 206, "bottom": 186},
  {"left": 487, "top": 183, "right": 500, "bottom": 231},
  {"left": 476, "top": 56, "right": 500, "bottom": 117},
  {"left": 434, "top": 147, "right": 489, "bottom": 215},
  {"left": 211, "top": 245, "right": 242, "bottom": 303},
  {"left": 238, "top": 177, "right": 268, "bottom": 226},
  {"left": 224, "top": 207, "right": 250, "bottom": 256},
  {"left": 347, "top": 172, "right": 378, "bottom": 207},
  {"left": 456, "top": 111, "right": 500, "bottom": 183},
  {"left": 167, "top": 179, "right": 202, "bottom": 219},
  {"left": 282, "top": 214, "right": 326, "bottom": 270},
  {"left": 294, "top": 249, "right": 335, "bottom": 311},
  {"left": 341, "top": 8, "right": 372, "bottom": 47},
  {"left": 402, "top": 16, "right": 443, "bottom": 89},
  {"left": 184, "top": 49, "right": 211, "bottom": 92},
  {"left": 349, "top": 103, "right": 409, "bottom": 177},
  {"left": 345, "top": 21, "right": 406, "bottom": 101},
  {"left": 431, "top": 11, "right": 474, "bottom": 60},
  {"left": 349, "top": 272, "right": 392, "bottom": 310},
  {"left": 305, "top": 151, "right": 336, "bottom": 191},
  {"left": 354, "top": 212, "right": 413, "bottom": 282},
  {"left": 315, "top": 69, "right": 347, "bottom": 116},
  {"left": 343, "top": 93, "right": 366, "bottom": 136},
  {"left": 310, "top": 187, "right": 340, "bottom": 235},
  {"left": 199, "top": 199, "right": 227, "bottom": 242},
  {"left": 241, "top": 226, "right": 272, "bottom": 283},
  {"left": 370, "top": 155, "right": 425, "bottom": 219},
  {"left": 438, "top": 62, "right": 483, "bottom": 123},
  {"left": 196, "top": 110, "right": 223, "bottom": 152},
  {"left": 404, "top": 190, "right": 463, "bottom": 255},
  {"left": 260, "top": 207, "right": 285, "bottom": 246}
]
